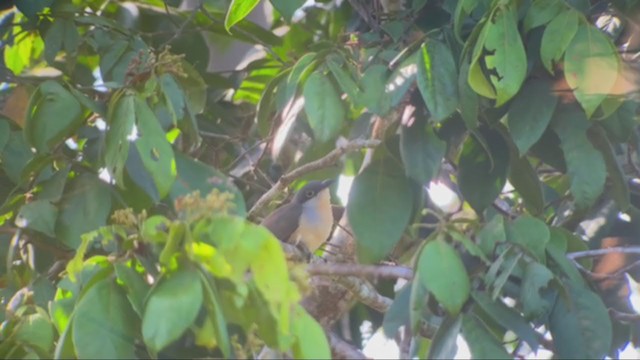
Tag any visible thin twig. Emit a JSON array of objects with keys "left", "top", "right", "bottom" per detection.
[
  {"left": 160, "top": 1, "right": 201, "bottom": 48},
  {"left": 248, "top": 139, "right": 381, "bottom": 219},
  {"left": 307, "top": 263, "right": 413, "bottom": 280},
  {"left": 567, "top": 246, "right": 640, "bottom": 260}
]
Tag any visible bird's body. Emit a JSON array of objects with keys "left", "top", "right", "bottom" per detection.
[{"left": 260, "top": 180, "right": 334, "bottom": 254}]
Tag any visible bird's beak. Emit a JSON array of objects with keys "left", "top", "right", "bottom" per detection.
[{"left": 320, "top": 179, "right": 335, "bottom": 189}]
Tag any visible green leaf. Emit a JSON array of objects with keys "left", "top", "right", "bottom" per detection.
[
  {"left": 506, "top": 214, "right": 550, "bottom": 262},
  {"left": 458, "top": 58, "right": 479, "bottom": 130},
  {"left": 327, "top": 56, "right": 361, "bottom": 104},
  {"left": 72, "top": 278, "right": 138, "bottom": 358},
  {"left": 454, "top": 0, "right": 479, "bottom": 42},
  {"left": 177, "top": 60, "right": 207, "bottom": 115},
  {"left": 477, "top": 215, "right": 506, "bottom": 256},
  {"left": 225, "top": 0, "right": 261, "bottom": 31},
  {"left": 546, "top": 227, "right": 584, "bottom": 284},
  {"left": 291, "top": 306, "right": 331, "bottom": 359},
  {"left": 360, "top": 65, "right": 392, "bottom": 115},
  {"left": 16, "top": 0, "right": 53, "bottom": 18},
  {"left": 540, "top": 9, "right": 579, "bottom": 74},
  {"left": 548, "top": 281, "right": 612, "bottom": 359},
  {"left": 142, "top": 268, "right": 204, "bottom": 352},
  {"left": 25, "top": 81, "right": 83, "bottom": 153},
  {"left": 270, "top": 0, "right": 306, "bottom": 22},
  {"left": 347, "top": 159, "right": 415, "bottom": 264},
  {"left": 523, "top": 0, "right": 564, "bottom": 33},
  {"left": 416, "top": 40, "right": 459, "bottom": 122},
  {"left": 169, "top": 151, "right": 246, "bottom": 217},
  {"left": 472, "top": 291, "right": 539, "bottom": 351},
  {"left": 410, "top": 272, "right": 429, "bottom": 331},
  {"left": 105, "top": 91, "right": 135, "bottom": 186},
  {"left": 14, "top": 310, "right": 55, "bottom": 353},
  {"left": 387, "top": 51, "right": 418, "bottom": 108},
  {"left": 600, "top": 101, "right": 637, "bottom": 143},
  {"left": 159, "top": 74, "right": 185, "bottom": 124},
  {"left": 285, "top": 53, "right": 316, "bottom": 101},
  {"left": 508, "top": 151, "right": 545, "bottom": 215},
  {"left": 468, "top": 20, "right": 496, "bottom": 99},
  {"left": 551, "top": 107, "right": 606, "bottom": 209},
  {"left": 17, "top": 200, "right": 58, "bottom": 237},
  {"left": 427, "top": 315, "right": 462, "bottom": 359},
  {"left": 5, "top": 30, "right": 44, "bottom": 75},
  {"left": 132, "top": 96, "right": 176, "bottom": 200},
  {"left": 55, "top": 174, "right": 112, "bottom": 249},
  {"left": 458, "top": 129, "right": 509, "bottom": 214},
  {"left": 383, "top": 283, "right": 412, "bottom": 338},
  {"left": 482, "top": 5, "right": 527, "bottom": 106},
  {"left": 505, "top": 78, "right": 558, "bottom": 156},
  {"left": 303, "top": 71, "right": 345, "bottom": 142},
  {"left": 0, "top": 119, "right": 9, "bottom": 153},
  {"left": 588, "top": 126, "right": 630, "bottom": 211},
  {"left": 461, "top": 313, "right": 511, "bottom": 359},
  {"left": 520, "top": 262, "right": 554, "bottom": 318},
  {"left": 38, "top": 164, "right": 70, "bottom": 202},
  {"left": 400, "top": 119, "right": 446, "bottom": 184},
  {"left": 0, "top": 131, "right": 33, "bottom": 186},
  {"left": 258, "top": 69, "right": 291, "bottom": 137},
  {"left": 417, "top": 237, "right": 470, "bottom": 315},
  {"left": 44, "top": 19, "right": 64, "bottom": 64},
  {"left": 114, "top": 263, "right": 150, "bottom": 317},
  {"left": 199, "top": 274, "right": 232, "bottom": 357},
  {"left": 565, "top": 22, "right": 619, "bottom": 117},
  {"left": 448, "top": 229, "right": 489, "bottom": 263}
]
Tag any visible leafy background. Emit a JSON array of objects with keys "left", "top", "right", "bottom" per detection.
[{"left": 2, "top": 0, "right": 640, "bottom": 358}]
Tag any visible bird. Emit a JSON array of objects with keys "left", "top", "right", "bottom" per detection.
[{"left": 260, "top": 179, "right": 335, "bottom": 256}]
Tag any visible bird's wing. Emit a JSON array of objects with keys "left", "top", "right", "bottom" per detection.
[{"left": 259, "top": 203, "right": 301, "bottom": 243}]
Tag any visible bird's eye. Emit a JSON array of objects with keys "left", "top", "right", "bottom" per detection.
[{"left": 305, "top": 190, "right": 314, "bottom": 198}]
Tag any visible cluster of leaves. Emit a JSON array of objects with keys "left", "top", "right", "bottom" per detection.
[
  {"left": 1, "top": 0, "right": 640, "bottom": 358},
  {"left": 4, "top": 191, "right": 328, "bottom": 358}
]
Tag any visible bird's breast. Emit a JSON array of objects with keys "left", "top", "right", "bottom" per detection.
[{"left": 294, "top": 189, "right": 333, "bottom": 252}]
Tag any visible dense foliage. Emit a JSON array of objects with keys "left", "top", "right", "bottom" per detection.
[{"left": 2, "top": 0, "right": 640, "bottom": 358}]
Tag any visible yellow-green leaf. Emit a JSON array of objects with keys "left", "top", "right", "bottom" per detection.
[{"left": 564, "top": 22, "right": 620, "bottom": 117}]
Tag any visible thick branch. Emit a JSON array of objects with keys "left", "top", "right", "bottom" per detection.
[
  {"left": 308, "top": 263, "right": 413, "bottom": 280},
  {"left": 337, "top": 276, "right": 393, "bottom": 313},
  {"left": 248, "top": 139, "right": 381, "bottom": 218},
  {"left": 328, "top": 332, "right": 369, "bottom": 359}
]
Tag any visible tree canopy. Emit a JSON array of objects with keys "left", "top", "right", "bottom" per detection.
[{"left": 2, "top": 0, "right": 640, "bottom": 358}]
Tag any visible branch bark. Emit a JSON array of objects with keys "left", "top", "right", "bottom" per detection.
[
  {"left": 328, "top": 332, "right": 369, "bottom": 359},
  {"left": 308, "top": 263, "right": 413, "bottom": 280},
  {"left": 248, "top": 139, "right": 381, "bottom": 219}
]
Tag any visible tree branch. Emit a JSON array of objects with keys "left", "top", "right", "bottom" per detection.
[
  {"left": 307, "top": 263, "right": 413, "bottom": 280},
  {"left": 248, "top": 139, "right": 381, "bottom": 219},
  {"left": 327, "top": 332, "right": 369, "bottom": 359},
  {"left": 567, "top": 246, "right": 640, "bottom": 260},
  {"left": 337, "top": 276, "right": 393, "bottom": 313}
]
